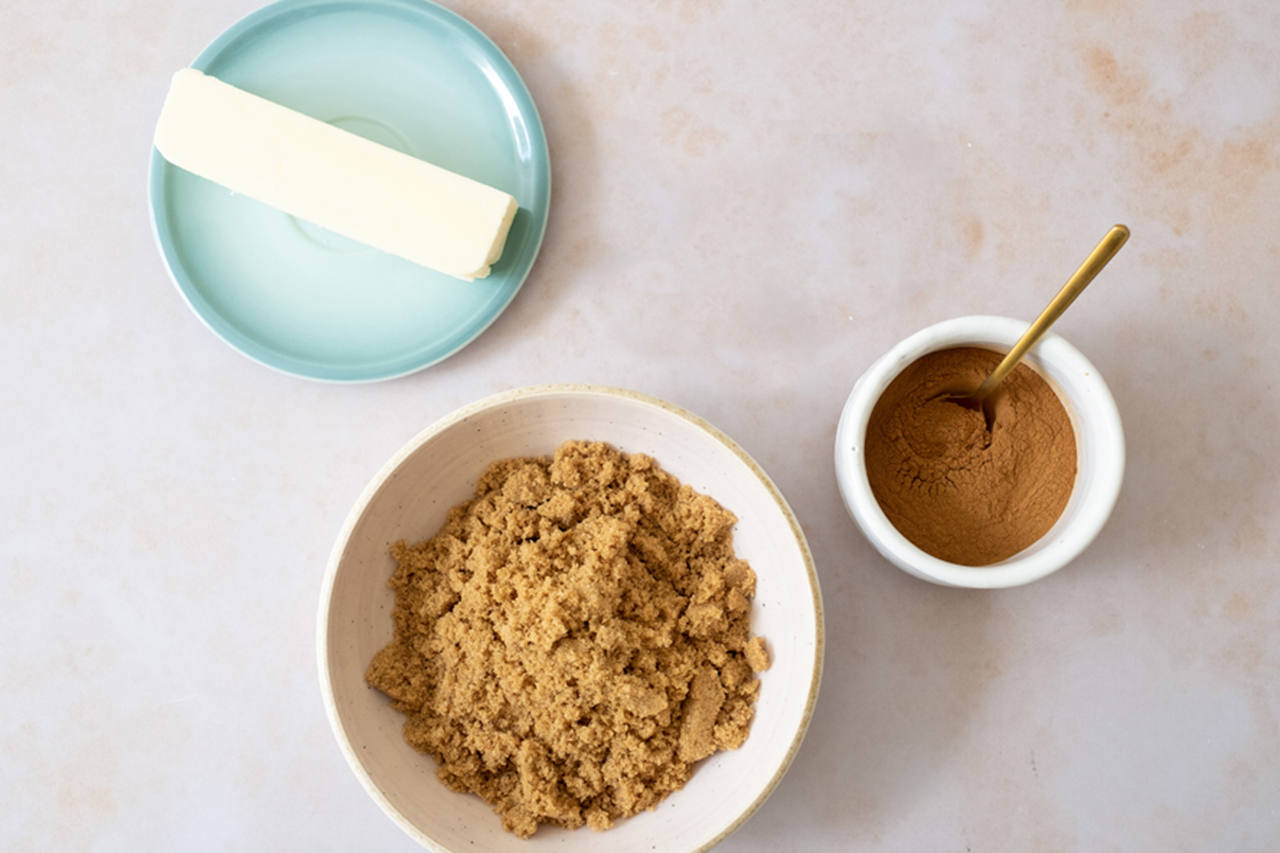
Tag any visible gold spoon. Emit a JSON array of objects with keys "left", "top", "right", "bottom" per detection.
[{"left": 949, "top": 224, "right": 1130, "bottom": 428}]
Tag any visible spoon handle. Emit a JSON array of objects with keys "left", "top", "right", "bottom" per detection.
[{"left": 976, "top": 224, "right": 1130, "bottom": 397}]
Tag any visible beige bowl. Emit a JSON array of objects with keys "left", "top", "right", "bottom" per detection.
[{"left": 318, "top": 385, "right": 824, "bottom": 852}]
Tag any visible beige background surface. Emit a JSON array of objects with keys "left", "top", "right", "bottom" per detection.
[{"left": 3, "top": 0, "right": 1279, "bottom": 850}]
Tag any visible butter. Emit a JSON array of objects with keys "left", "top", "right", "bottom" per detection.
[{"left": 154, "top": 69, "right": 518, "bottom": 281}]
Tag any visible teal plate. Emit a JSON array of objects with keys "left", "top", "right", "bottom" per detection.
[{"left": 149, "top": 0, "right": 550, "bottom": 382}]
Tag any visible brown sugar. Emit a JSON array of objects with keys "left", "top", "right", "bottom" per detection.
[
  {"left": 365, "top": 440, "right": 770, "bottom": 838},
  {"left": 863, "top": 347, "right": 1077, "bottom": 566}
]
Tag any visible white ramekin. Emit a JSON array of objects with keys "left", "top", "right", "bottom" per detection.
[{"left": 834, "top": 316, "right": 1124, "bottom": 588}]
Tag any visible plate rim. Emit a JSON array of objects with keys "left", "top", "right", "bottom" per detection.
[{"left": 147, "top": 0, "right": 551, "bottom": 383}]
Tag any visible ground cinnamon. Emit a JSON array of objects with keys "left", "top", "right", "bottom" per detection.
[{"left": 864, "top": 347, "right": 1077, "bottom": 566}]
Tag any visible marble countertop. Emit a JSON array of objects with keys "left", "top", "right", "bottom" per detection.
[{"left": 4, "top": 0, "right": 1278, "bottom": 849}]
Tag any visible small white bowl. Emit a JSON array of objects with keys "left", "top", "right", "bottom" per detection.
[
  {"left": 319, "top": 385, "right": 824, "bottom": 852},
  {"left": 834, "top": 316, "right": 1124, "bottom": 588}
]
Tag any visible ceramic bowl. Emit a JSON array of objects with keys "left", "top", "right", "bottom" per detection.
[
  {"left": 318, "top": 385, "right": 824, "bottom": 852},
  {"left": 834, "top": 316, "right": 1124, "bottom": 588}
]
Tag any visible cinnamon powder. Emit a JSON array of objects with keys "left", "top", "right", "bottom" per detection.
[{"left": 864, "top": 347, "right": 1077, "bottom": 566}]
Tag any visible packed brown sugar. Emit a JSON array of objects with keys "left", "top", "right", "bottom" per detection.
[
  {"left": 864, "top": 347, "right": 1077, "bottom": 566},
  {"left": 366, "top": 440, "right": 770, "bottom": 838}
]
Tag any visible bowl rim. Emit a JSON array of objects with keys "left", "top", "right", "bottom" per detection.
[
  {"left": 317, "top": 383, "right": 826, "bottom": 851},
  {"left": 834, "top": 316, "right": 1125, "bottom": 589}
]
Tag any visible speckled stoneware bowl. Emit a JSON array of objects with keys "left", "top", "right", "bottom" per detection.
[
  {"left": 835, "top": 315, "right": 1125, "bottom": 589},
  {"left": 318, "top": 385, "right": 824, "bottom": 852}
]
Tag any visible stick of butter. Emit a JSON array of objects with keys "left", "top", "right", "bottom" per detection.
[{"left": 154, "top": 68, "right": 519, "bottom": 281}]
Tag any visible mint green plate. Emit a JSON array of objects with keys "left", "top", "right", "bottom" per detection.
[{"left": 148, "top": 0, "right": 550, "bottom": 382}]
